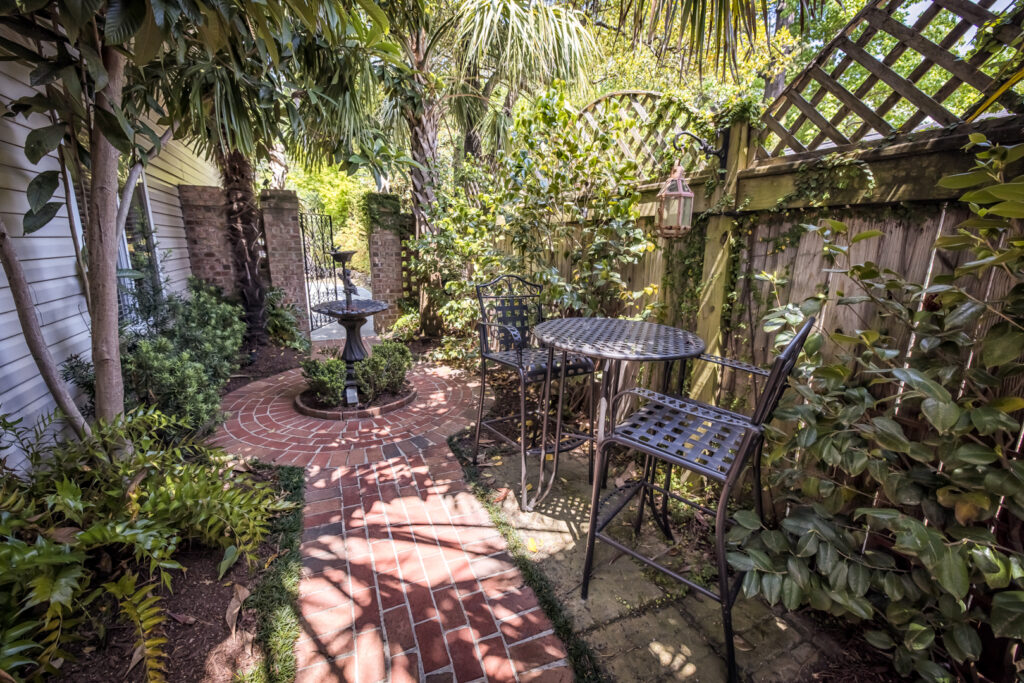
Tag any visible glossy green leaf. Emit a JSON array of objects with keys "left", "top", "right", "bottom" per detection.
[
  {"left": 921, "top": 398, "right": 959, "bottom": 433},
  {"left": 23, "top": 201, "right": 62, "bottom": 234},
  {"left": 935, "top": 547, "right": 969, "bottom": 599},
  {"left": 24, "top": 124, "right": 65, "bottom": 164},
  {"left": 903, "top": 622, "right": 935, "bottom": 651},
  {"left": 27, "top": 170, "right": 60, "bottom": 213},
  {"left": 990, "top": 592, "right": 1024, "bottom": 640}
]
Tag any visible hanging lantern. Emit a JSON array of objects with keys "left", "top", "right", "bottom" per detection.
[{"left": 656, "top": 164, "right": 694, "bottom": 239}]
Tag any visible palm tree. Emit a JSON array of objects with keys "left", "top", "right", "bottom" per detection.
[
  {"left": 157, "top": 11, "right": 390, "bottom": 347},
  {"left": 377, "top": 0, "right": 597, "bottom": 236}
]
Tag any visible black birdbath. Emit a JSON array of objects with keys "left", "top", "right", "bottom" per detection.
[{"left": 313, "top": 250, "right": 390, "bottom": 406}]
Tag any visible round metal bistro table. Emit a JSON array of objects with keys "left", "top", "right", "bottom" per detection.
[{"left": 530, "top": 318, "right": 705, "bottom": 510}]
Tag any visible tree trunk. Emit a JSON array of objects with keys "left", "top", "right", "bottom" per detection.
[
  {"left": 87, "top": 46, "right": 126, "bottom": 422},
  {"left": 763, "top": 4, "right": 795, "bottom": 102},
  {"left": 0, "top": 217, "right": 90, "bottom": 439},
  {"left": 405, "top": 102, "right": 440, "bottom": 238},
  {"left": 217, "top": 148, "right": 268, "bottom": 347}
]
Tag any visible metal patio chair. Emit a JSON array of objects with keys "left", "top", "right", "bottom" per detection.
[
  {"left": 580, "top": 317, "right": 815, "bottom": 682},
  {"left": 471, "top": 275, "right": 596, "bottom": 489}
]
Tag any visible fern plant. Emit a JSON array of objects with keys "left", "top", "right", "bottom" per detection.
[{"left": 0, "top": 409, "right": 295, "bottom": 682}]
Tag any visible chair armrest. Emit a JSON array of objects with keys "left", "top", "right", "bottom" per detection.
[{"left": 697, "top": 354, "right": 770, "bottom": 377}]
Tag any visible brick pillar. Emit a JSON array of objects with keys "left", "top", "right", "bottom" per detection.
[
  {"left": 179, "top": 185, "right": 237, "bottom": 296},
  {"left": 260, "top": 189, "right": 310, "bottom": 337},
  {"left": 365, "top": 194, "right": 414, "bottom": 332}
]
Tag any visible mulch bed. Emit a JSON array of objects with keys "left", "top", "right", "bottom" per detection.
[
  {"left": 54, "top": 466, "right": 291, "bottom": 683},
  {"left": 223, "top": 345, "right": 305, "bottom": 395},
  {"left": 53, "top": 548, "right": 263, "bottom": 683}
]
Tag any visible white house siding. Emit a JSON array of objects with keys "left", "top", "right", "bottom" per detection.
[
  {"left": 0, "top": 60, "right": 219, "bottom": 470},
  {"left": 0, "top": 61, "right": 92, "bottom": 471}
]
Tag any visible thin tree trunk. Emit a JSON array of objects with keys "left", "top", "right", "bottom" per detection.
[
  {"left": 218, "top": 148, "right": 268, "bottom": 347},
  {"left": 763, "top": 3, "right": 794, "bottom": 102},
  {"left": 405, "top": 102, "right": 440, "bottom": 238},
  {"left": 0, "top": 217, "right": 91, "bottom": 439},
  {"left": 87, "top": 45, "right": 126, "bottom": 422}
]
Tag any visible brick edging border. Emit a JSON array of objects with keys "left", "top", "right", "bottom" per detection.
[{"left": 293, "top": 386, "right": 419, "bottom": 420}]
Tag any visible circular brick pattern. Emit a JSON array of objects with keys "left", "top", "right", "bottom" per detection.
[{"left": 212, "top": 363, "right": 485, "bottom": 468}]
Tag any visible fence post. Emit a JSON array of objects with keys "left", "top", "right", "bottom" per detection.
[{"left": 691, "top": 121, "right": 752, "bottom": 402}]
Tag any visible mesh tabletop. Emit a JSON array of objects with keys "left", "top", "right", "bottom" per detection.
[{"left": 533, "top": 318, "right": 704, "bottom": 361}]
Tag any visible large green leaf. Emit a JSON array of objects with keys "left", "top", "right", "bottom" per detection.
[
  {"left": 935, "top": 547, "right": 969, "bottom": 599},
  {"left": 982, "top": 324, "right": 1024, "bottom": 366},
  {"left": 104, "top": 0, "right": 146, "bottom": 43},
  {"left": 24, "top": 124, "right": 65, "bottom": 164},
  {"left": 921, "top": 398, "right": 959, "bottom": 434},
  {"left": 892, "top": 368, "right": 951, "bottom": 402},
  {"left": 23, "top": 201, "right": 62, "bottom": 234},
  {"left": 27, "top": 170, "right": 60, "bottom": 213},
  {"left": 990, "top": 591, "right": 1024, "bottom": 640},
  {"left": 903, "top": 622, "right": 935, "bottom": 651}
]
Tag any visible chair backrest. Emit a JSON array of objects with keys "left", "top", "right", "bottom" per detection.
[
  {"left": 750, "top": 317, "right": 816, "bottom": 425},
  {"left": 476, "top": 275, "right": 543, "bottom": 352}
]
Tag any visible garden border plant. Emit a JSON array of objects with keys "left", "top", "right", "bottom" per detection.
[{"left": 725, "top": 136, "right": 1024, "bottom": 681}]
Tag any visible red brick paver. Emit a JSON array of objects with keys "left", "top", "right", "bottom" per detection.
[
  {"left": 216, "top": 365, "right": 572, "bottom": 681},
  {"left": 296, "top": 451, "right": 571, "bottom": 682}
]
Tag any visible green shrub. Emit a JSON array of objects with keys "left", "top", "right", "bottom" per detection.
[
  {"left": 122, "top": 337, "right": 223, "bottom": 430},
  {"left": 386, "top": 309, "right": 421, "bottom": 342},
  {"left": 266, "top": 287, "right": 310, "bottom": 352},
  {"left": 0, "top": 409, "right": 294, "bottom": 682},
  {"left": 164, "top": 280, "right": 246, "bottom": 383},
  {"left": 355, "top": 341, "right": 413, "bottom": 402},
  {"left": 730, "top": 138, "right": 1024, "bottom": 681},
  {"left": 300, "top": 358, "right": 348, "bottom": 406},
  {"left": 62, "top": 280, "right": 244, "bottom": 432}
]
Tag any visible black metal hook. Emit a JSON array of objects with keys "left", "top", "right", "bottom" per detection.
[{"left": 671, "top": 131, "right": 726, "bottom": 165}]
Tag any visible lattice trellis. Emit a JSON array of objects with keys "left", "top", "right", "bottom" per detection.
[
  {"left": 760, "top": 0, "right": 1024, "bottom": 158},
  {"left": 578, "top": 90, "right": 715, "bottom": 181}
]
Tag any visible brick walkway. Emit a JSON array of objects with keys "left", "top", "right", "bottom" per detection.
[{"left": 216, "top": 365, "right": 573, "bottom": 682}]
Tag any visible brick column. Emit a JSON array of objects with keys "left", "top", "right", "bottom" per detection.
[
  {"left": 365, "top": 194, "right": 414, "bottom": 332},
  {"left": 179, "top": 185, "right": 237, "bottom": 296},
  {"left": 261, "top": 189, "right": 310, "bottom": 337}
]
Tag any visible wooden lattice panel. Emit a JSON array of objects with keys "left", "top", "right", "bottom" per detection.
[
  {"left": 579, "top": 90, "right": 714, "bottom": 181},
  {"left": 760, "top": 0, "right": 1024, "bottom": 158}
]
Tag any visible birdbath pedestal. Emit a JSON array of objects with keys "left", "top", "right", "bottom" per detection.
[{"left": 312, "top": 250, "right": 391, "bottom": 406}]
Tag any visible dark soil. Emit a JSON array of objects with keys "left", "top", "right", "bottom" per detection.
[
  {"left": 300, "top": 382, "right": 414, "bottom": 411},
  {"left": 54, "top": 547, "right": 263, "bottom": 683},
  {"left": 224, "top": 344, "right": 305, "bottom": 394}
]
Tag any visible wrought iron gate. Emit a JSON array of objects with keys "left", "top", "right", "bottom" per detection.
[{"left": 299, "top": 212, "right": 340, "bottom": 331}]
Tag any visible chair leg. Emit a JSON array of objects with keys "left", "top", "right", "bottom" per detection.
[
  {"left": 633, "top": 453, "right": 654, "bottom": 536},
  {"left": 716, "top": 480, "right": 740, "bottom": 683},
  {"left": 752, "top": 446, "right": 765, "bottom": 524},
  {"left": 472, "top": 361, "right": 488, "bottom": 466},
  {"left": 587, "top": 371, "right": 596, "bottom": 484},
  {"left": 581, "top": 439, "right": 610, "bottom": 600},
  {"left": 518, "top": 373, "right": 530, "bottom": 511}
]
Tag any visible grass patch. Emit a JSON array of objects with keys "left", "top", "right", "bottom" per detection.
[
  {"left": 236, "top": 464, "right": 305, "bottom": 683},
  {"left": 449, "top": 431, "right": 607, "bottom": 682}
]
